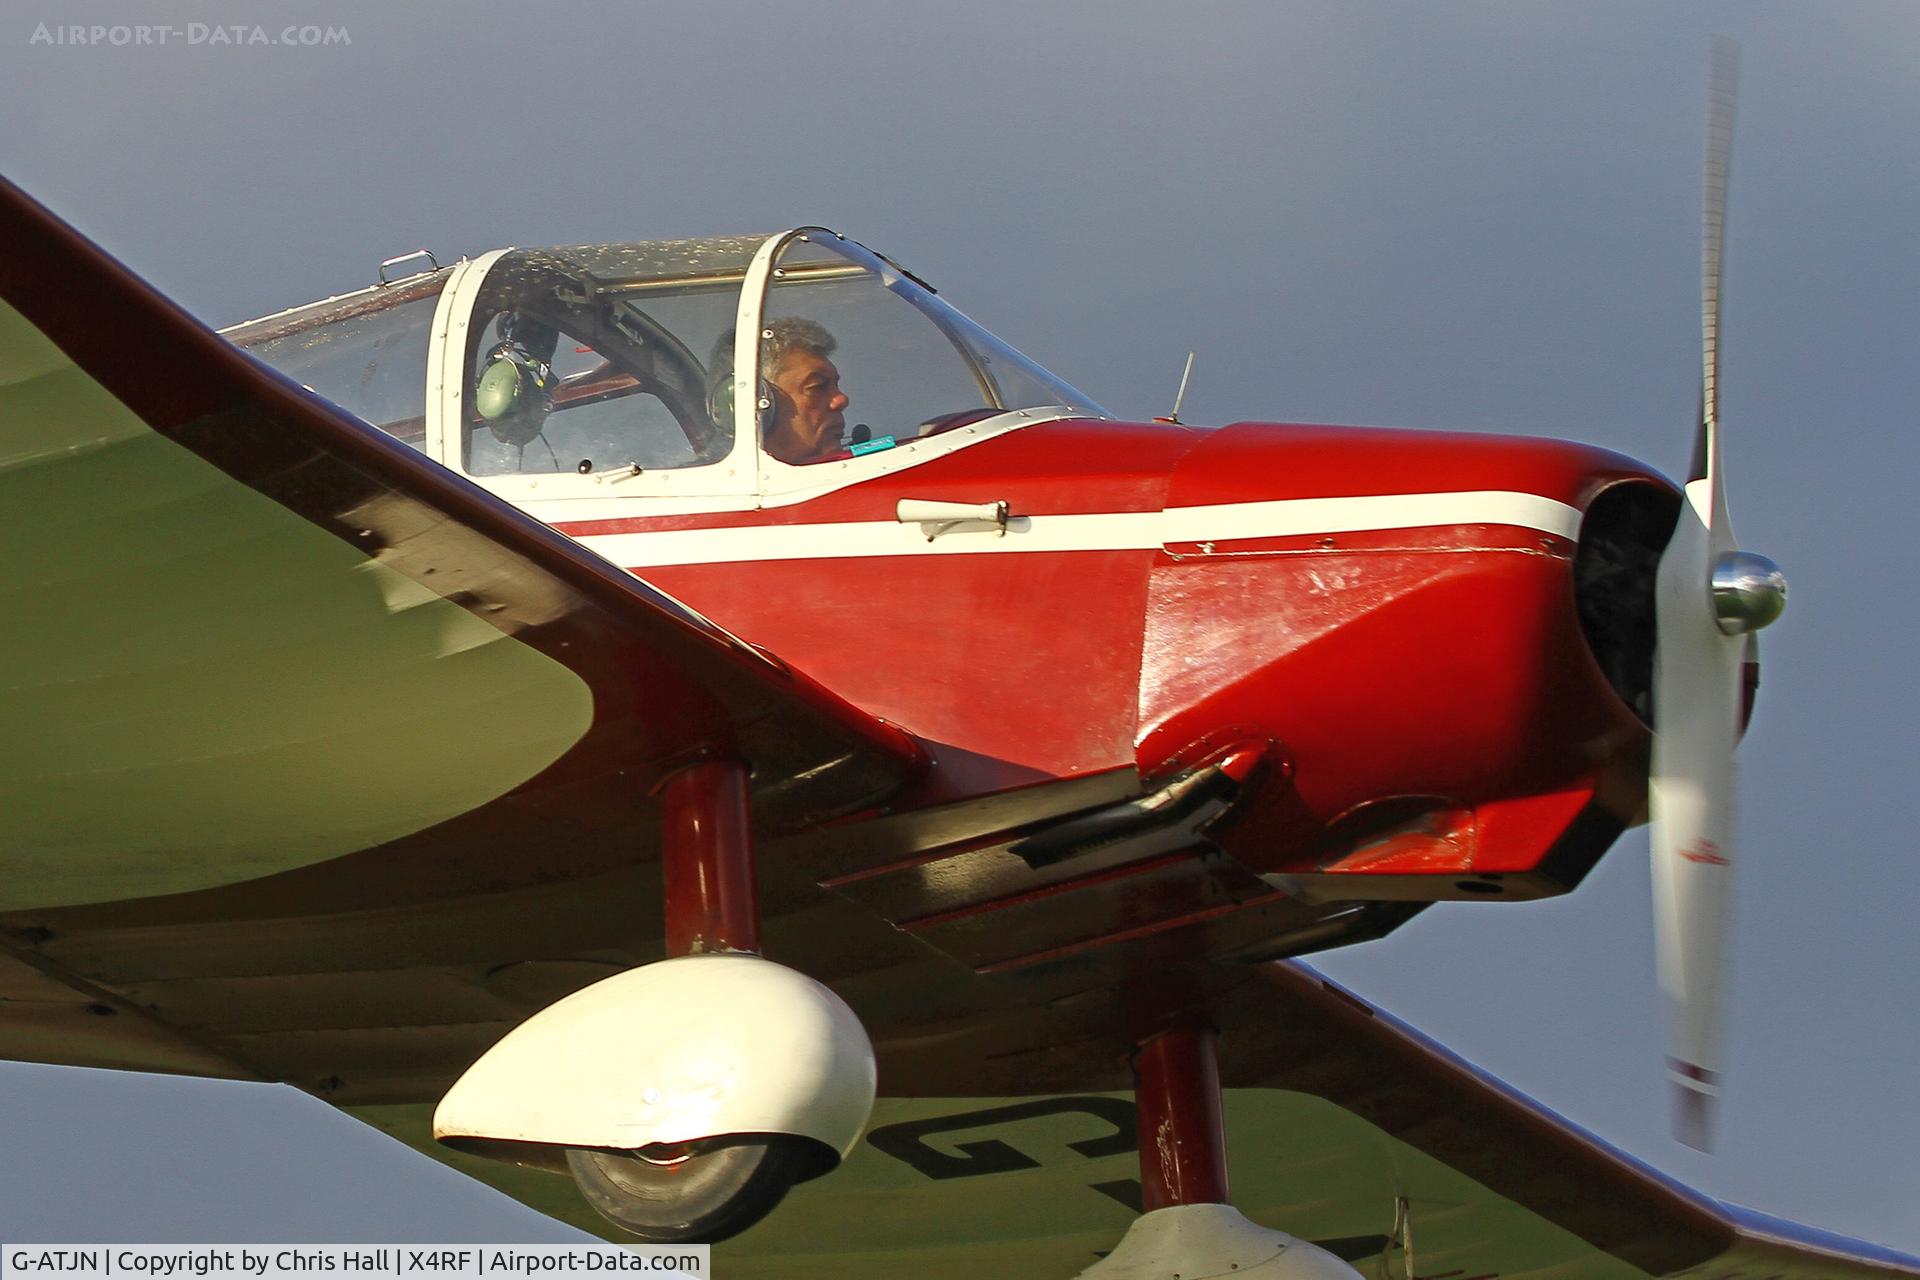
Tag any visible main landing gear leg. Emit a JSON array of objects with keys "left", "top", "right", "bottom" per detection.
[
  {"left": 563, "top": 760, "right": 877, "bottom": 1243},
  {"left": 568, "top": 762, "right": 799, "bottom": 1241},
  {"left": 1076, "top": 1024, "right": 1362, "bottom": 1279},
  {"left": 433, "top": 760, "right": 876, "bottom": 1245},
  {"left": 659, "top": 760, "right": 761, "bottom": 958}
]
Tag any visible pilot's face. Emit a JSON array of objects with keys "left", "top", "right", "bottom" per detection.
[{"left": 766, "top": 348, "right": 849, "bottom": 463}]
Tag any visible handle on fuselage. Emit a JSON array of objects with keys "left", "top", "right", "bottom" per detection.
[{"left": 896, "top": 499, "right": 1011, "bottom": 541}]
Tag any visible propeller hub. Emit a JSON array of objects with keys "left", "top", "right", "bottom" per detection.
[{"left": 1711, "top": 550, "right": 1787, "bottom": 634}]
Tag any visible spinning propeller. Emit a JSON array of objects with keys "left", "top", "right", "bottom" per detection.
[{"left": 1648, "top": 37, "right": 1789, "bottom": 1151}]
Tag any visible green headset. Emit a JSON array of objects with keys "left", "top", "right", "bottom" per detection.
[{"left": 474, "top": 312, "right": 560, "bottom": 447}]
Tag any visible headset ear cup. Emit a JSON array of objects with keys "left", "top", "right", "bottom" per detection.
[
  {"left": 702, "top": 376, "right": 777, "bottom": 438},
  {"left": 706, "top": 376, "right": 734, "bottom": 432},
  {"left": 475, "top": 355, "right": 524, "bottom": 422}
]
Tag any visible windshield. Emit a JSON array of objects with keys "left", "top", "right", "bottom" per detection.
[{"left": 756, "top": 231, "right": 1104, "bottom": 465}]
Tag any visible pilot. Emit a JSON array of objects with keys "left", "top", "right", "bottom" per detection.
[{"left": 760, "top": 316, "right": 851, "bottom": 465}]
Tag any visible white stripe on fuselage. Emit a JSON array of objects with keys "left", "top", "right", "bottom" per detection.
[{"left": 569, "top": 490, "right": 1583, "bottom": 569}]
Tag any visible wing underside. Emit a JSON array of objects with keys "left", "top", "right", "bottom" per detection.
[{"left": 354, "top": 961, "right": 1918, "bottom": 1280}]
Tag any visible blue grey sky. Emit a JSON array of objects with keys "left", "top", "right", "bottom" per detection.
[{"left": 2, "top": 0, "right": 1916, "bottom": 1253}]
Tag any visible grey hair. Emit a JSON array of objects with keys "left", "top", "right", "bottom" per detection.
[{"left": 761, "top": 316, "right": 836, "bottom": 378}]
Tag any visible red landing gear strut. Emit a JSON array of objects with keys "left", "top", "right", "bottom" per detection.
[
  {"left": 1135, "top": 1024, "right": 1232, "bottom": 1211},
  {"left": 1075, "top": 1024, "right": 1362, "bottom": 1279},
  {"left": 661, "top": 760, "right": 760, "bottom": 957}
]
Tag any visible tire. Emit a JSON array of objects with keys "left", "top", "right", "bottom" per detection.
[{"left": 565, "top": 1135, "right": 822, "bottom": 1243}]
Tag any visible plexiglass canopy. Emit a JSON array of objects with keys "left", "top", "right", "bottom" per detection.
[{"left": 457, "top": 229, "right": 1106, "bottom": 480}]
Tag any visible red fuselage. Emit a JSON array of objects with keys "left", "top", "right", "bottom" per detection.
[{"left": 551, "top": 417, "right": 1673, "bottom": 907}]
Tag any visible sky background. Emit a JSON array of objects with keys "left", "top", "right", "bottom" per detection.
[{"left": 2, "top": 0, "right": 1917, "bottom": 1256}]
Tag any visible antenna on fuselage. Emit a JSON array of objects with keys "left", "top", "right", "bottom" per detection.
[{"left": 1157, "top": 351, "right": 1197, "bottom": 424}]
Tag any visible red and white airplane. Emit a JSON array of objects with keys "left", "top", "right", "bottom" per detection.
[{"left": 0, "top": 50, "right": 1909, "bottom": 1278}]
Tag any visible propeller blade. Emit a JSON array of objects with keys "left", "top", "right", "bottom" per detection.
[
  {"left": 1692, "top": 35, "right": 1740, "bottom": 519},
  {"left": 1648, "top": 36, "right": 1753, "bottom": 1152},
  {"left": 1650, "top": 480, "right": 1746, "bottom": 1150}
]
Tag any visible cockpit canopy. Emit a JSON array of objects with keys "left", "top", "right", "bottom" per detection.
[
  {"left": 461, "top": 229, "right": 1104, "bottom": 478},
  {"left": 226, "top": 228, "right": 1105, "bottom": 495}
]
